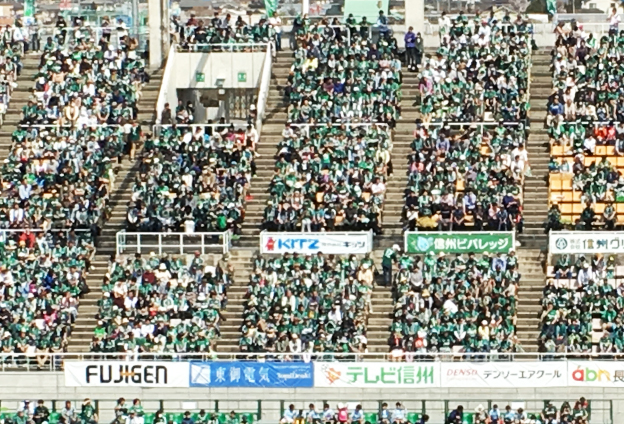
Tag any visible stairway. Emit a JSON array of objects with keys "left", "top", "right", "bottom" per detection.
[
  {"left": 516, "top": 248, "right": 546, "bottom": 353},
  {"left": 380, "top": 71, "right": 420, "bottom": 246},
  {"left": 67, "top": 69, "right": 165, "bottom": 352},
  {"left": 216, "top": 250, "right": 254, "bottom": 352},
  {"left": 518, "top": 49, "right": 551, "bottom": 250},
  {"left": 0, "top": 55, "right": 41, "bottom": 161},
  {"left": 237, "top": 50, "right": 291, "bottom": 248}
]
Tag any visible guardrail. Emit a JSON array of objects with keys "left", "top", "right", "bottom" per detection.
[
  {"left": 175, "top": 42, "right": 269, "bottom": 52},
  {"left": 256, "top": 42, "right": 273, "bottom": 135},
  {"left": 3, "top": 351, "right": 624, "bottom": 372},
  {"left": 116, "top": 231, "right": 231, "bottom": 255}
]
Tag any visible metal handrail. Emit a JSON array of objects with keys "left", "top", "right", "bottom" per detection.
[{"left": 116, "top": 230, "right": 231, "bottom": 255}]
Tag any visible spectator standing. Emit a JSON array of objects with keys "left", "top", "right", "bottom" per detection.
[
  {"left": 382, "top": 245, "right": 400, "bottom": 286},
  {"left": 404, "top": 27, "right": 417, "bottom": 71}
]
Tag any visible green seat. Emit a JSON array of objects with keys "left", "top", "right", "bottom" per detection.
[
  {"left": 407, "top": 413, "right": 421, "bottom": 423},
  {"left": 49, "top": 412, "right": 61, "bottom": 424},
  {"left": 218, "top": 413, "right": 228, "bottom": 424},
  {"left": 364, "top": 412, "right": 377, "bottom": 423},
  {"left": 144, "top": 413, "right": 155, "bottom": 424},
  {"left": 191, "top": 414, "right": 199, "bottom": 422},
  {"left": 462, "top": 413, "right": 474, "bottom": 424}
]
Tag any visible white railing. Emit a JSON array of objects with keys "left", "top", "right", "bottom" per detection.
[
  {"left": 175, "top": 42, "right": 269, "bottom": 52},
  {"left": 0, "top": 351, "right": 622, "bottom": 372},
  {"left": 255, "top": 42, "right": 273, "bottom": 135},
  {"left": 151, "top": 123, "right": 249, "bottom": 137},
  {"left": 155, "top": 43, "right": 176, "bottom": 125},
  {"left": 116, "top": 231, "right": 231, "bottom": 255},
  {"left": 286, "top": 122, "right": 390, "bottom": 137}
]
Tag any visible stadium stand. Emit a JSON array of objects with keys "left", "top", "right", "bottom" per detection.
[
  {"left": 126, "top": 125, "right": 254, "bottom": 235},
  {"left": 546, "top": 27, "right": 624, "bottom": 230},
  {"left": 90, "top": 252, "right": 227, "bottom": 354},
  {"left": 386, "top": 250, "right": 520, "bottom": 355},
  {"left": 240, "top": 252, "right": 374, "bottom": 354}
]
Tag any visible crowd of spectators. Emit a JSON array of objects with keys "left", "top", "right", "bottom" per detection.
[
  {"left": 240, "top": 253, "right": 375, "bottom": 355},
  {"left": 0, "top": 230, "right": 93, "bottom": 368},
  {"left": 285, "top": 18, "right": 401, "bottom": 124},
  {"left": 126, "top": 124, "right": 256, "bottom": 235},
  {"left": 262, "top": 18, "right": 399, "bottom": 233},
  {"left": 172, "top": 12, "right": 279, "bottom": 51},
  {"left": 0, "top": 22, "right": 24, "bottom": 123},
  {"left": 385, "top": 249, "right": 521, "bottom": 356},
  {"left": 91, "top": 252, "right": 234, "bottom": 354},
  {"left": 263, "top": 123, "right": 390, "bottom": 233},
  {"left": 1, "top": 126, "right": 124, "bottom": 239},
  {"left": 448, "top": 399, "right": 590, "bottom": 424},
  {"left": 540, "top": 253, "right": 624, "bottom": 354},
  {"left": 420, "top": 12, "right": 532, "bottom": 123},
  {"left": 546, "top": 24, "right": 624, "bottom": 231},
  {"left": 280, "top": 402, "right": 426, "bottom": 424},
  {"left": 404, "top": 122, "right": 526, "bottom": 232}
]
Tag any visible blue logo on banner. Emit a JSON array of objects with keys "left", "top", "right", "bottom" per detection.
[{"left": 189, "top": 362, "right": 314, "bottom": 388}]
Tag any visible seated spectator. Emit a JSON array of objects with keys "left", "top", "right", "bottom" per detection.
[
  {"left": 0, "top": 230, "right": 93, "bottom": 367},
  {"left": 420, "top": 14, "right": 532, "bottom": 122},
  {"left": 264, "top": 123, "right": 390, "bottom": 233},
  {"left": 389, "top": 251, "right": 521, "bottom": 355},
  {"left": 405, "top": 122, "right": 525, "bottom": 232},
  {"left": 240, "top": 253, "right": 374, "bottom": 354},
  {"left": 127, "top": 125, "right": 257, "bottom": 235},
  {"left": 91, "top": 252, "right": 227, "bottom": 353}
]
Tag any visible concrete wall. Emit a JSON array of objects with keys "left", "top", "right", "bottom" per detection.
[
  {"left": 0, "top": 372, "right": 621, "bottom": 424},
  {"left": 171, "top": 52, "right": 266, "bottom": 90}
]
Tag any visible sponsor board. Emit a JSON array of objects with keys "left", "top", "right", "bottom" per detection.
[
  {"left": 550, "top": 232, "right": 624, "bottom": 254},
  {"left": 441, "top": 362, "right": 567, "bottom": 388},
  {"left": 567, "top": 361, "right": 624, "bottom": 387},
  {"left": 314, "top": 362, "right": 437, "bottom": 388},
  {"left": 260, "top": 231, "right": 372, "bottom": 254},
  {"left": 64, "top": 362, "right": 189, "bottom": 387},
  {"left": 405, "top": 232, "right": 514, "bottom": 254},
  {"left": 189, "top": 362, "right": 313, "bottom": 387}
]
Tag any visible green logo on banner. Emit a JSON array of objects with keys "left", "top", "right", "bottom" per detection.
[{"left": 405, "top": 232, "right": 513, "bottom": 254}]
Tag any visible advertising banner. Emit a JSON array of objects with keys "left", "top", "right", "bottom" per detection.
[
  {"left": 314, "top": 362, "right": 438, "bottom": 388},
  {"left": 260, "top": 231, "right": 372, "bottom": 254},
  {"left": 64, "top": 362, "right": 189, "bottom": 387},
  {"left": 441, "top": 362, "right": 567, "bottom": 388},
  {"left": 405, "top": 232, "right": 514, "bottom": 254},
  {"left": 567, "top": 361, "right": 624, "bottom": 387},
  {"left": 550, "top": 232, "right": 624, "bottom": 254},
  {"left": 189, "top": 362, "right": 314, "bottom": 388}
]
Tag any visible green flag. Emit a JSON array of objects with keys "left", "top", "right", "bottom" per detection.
[
  {"left": 546, "top": 0, "right": 557, "bottom": 15},
  {"left": 24, "top": 0, "right": 35, "bottom": 18},
  {"left": 264, "top": 0, "right": 277, "bottom": 17}
]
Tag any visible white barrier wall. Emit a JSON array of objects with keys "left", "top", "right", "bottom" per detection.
[{"left": 0, "top": 372, "right": 622, "bottom": 424}]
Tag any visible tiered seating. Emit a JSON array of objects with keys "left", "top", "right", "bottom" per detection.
[
  {"left": 547, "top": 29, "right": 624, "bottom": 230},
  {"left": 388, "top": 251, "right": 520, "bottom": 354},
  {"left": 126, "top": 125, "right": 253, "bottom": 234},
  {"left": 173, "top": 14, "right": 275, "bottom": 50},
  {"left": 0, "top": 230, "right": 93, "bottom": 363},
  {"left": 262, "top": 20, "right": 398, "bottom": 233},
  {"left": 240, "top": 253, "right": 374, "bottom": 354},
  {"left": 420, "top": 16, "right": 532, "bottom": 122},
  {"left": 25, "top": 24, "right": 147, "bottom": 126},
  {"left": 1, "top": 126, "right": 123, "bottom": 234},
  {"left": 404, "top": 123, "right": 525, "bottom": 231},
  {"left": 0, "top": 24, "right": 23, "bottom": 123},
  {"left": 91, "top": 253, "right": 226, "bottom": 353},
  {"left": 263, "top": 123, "right": 390, "bottom": 232},
  {"left": 542, "top": 254, "right": 624, "bottom": 353}
]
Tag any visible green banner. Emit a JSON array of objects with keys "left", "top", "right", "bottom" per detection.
[
  {"left": 264, "top": 0, "right": 277, "bottom": 17},
  {"left": 405, "top": 232, "right": 514, "bottom": 254}
]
